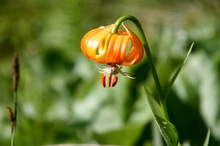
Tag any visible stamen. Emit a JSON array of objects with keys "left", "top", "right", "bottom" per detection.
[
  {"left": 112, "top": 75, "right": 118, "bottom": 87},
  {"left": 108, "top": 74, "right": 112, "bottom": 88},
  {"left": 97, "top": 63, "right": 135, "bottom": 87},
  {"left": 100, "top": 73, "right": 106, "bottom": 88},
  {"left": 118, "top": 70, "right": 135, "bottom": 79}
]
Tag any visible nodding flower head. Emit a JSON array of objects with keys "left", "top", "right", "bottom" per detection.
[{"left": 81, "top": 23, "right": 144, "bottom": 87}]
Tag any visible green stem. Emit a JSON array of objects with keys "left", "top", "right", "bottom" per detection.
[
  {"left": 114, "top": 15, "right": 164, "bottom": 99},
  {"left": 11, "top": 91, "right": 17, "bottom": 146},
  {"left": 160, "top": 101, "right": 169, "bottom": 121},
  {"left": 114, "top": 15, "right": 170, "bottom": 120},
  {"left": 13, "top": 92, "right": 17, "bottom": 127},
  {"left": 114, "top": 15, "right": 164, "bottom": 101},
  {"left": 11, "top": 128, "right": 15, "bottom": 146}
]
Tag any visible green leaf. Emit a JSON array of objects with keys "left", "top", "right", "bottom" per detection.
[
  {"left": 203, "top": 129, "right": 210, "bottom": 146},
  {"left": 144, "top": 87, "right": 163, "bottom": 117},
  {"left": 154, "top": 115, "right": 179, "bottom": 146},
  {"left": 165, "top": 42, "right": 194, "bottom": 100}
]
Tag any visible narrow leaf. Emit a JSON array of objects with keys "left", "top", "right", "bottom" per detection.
[
  {"left": 203, "top": 129, "right": 210, "bottom": 146},
  {"left": 144, "top": 87, "right": 163, "bottom": 117},
  {"left": 154, "top": 115, "right": 179, "bottom": 146},
  {"left": 165, "top": 42, "right": 194, "bottom": 99}
]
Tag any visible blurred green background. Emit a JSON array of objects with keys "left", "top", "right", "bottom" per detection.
[{"left": 0, "top": 0, "right": 220, "bottom": 145}]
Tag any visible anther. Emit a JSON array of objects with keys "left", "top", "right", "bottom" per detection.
[
  {"left": 108, "top": 74, "right": 112, "bottom": 88},
  {"left": 112, "top": 75, "right": 118, "bottom": 87},
  {"left": 100, "top": 74, "right": 106, "bottom": 88}
]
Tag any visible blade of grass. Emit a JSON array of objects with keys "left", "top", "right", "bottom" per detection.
[
  {"left": 203, "top": 129, "right": 210, "bottom": 146},
  {"left": 165, "top": 42, "right": 194, "bottom": 100}
]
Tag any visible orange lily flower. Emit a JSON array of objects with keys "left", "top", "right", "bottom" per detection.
[{"left": 81, "top": 23, "right": 144, "bottom": 87}]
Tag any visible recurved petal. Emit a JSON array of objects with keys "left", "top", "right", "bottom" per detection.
[
  {"left": 121, "top": 24, "right": 144, "bottom": 66},
  {"left": 81, "top": 25, "right": 115, "bottom": 61},
  {"left": 81, "top": 28, "right": 102, "bottom": 58}
]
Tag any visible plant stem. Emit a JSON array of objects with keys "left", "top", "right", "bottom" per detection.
[
  {"left": 160, "top": 101, "right": 169, "bottom": 121},
  {"left": 114, "top": 15, "right": 164, "bottom": 100},
  {"left": 11, "top": 92, "right": 17, "bottom": 146},
  {"left": 113, "top": 15, "right": 170, "bottom": 120},
  {"left": 10, "top": 53, "right": 19, "bottom": 146}
]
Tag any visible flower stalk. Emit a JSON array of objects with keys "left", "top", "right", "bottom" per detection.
[
  {"left": 7, "top": 53, "right": 19, "bottom": 146},
  {"left": 113, "top": 15, "right": 169, "bottom": 120}
]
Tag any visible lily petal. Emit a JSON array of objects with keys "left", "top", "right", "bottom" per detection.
[
  {"left": 81, "top": 25, "right": 115, "bottom": 61},
  {"left": 121, "top": 23, "right": 144, "bottom": 66}
]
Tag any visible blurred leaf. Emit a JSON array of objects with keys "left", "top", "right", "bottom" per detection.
[
  {"left": 91, "top": 87, "right": 152, "bottom": 145},
  {"left": 93, "top": 122, "right": 146, "bottom": 145},
  {"left": 44, "top": 144, "right": 122, "bottom": 146},
  {"left": 174, "top": 50, "right": 220, "bottom": 140},
  {"left": 203, "top": 129, "right": 210, "bottom": 146},
  {"left": 154, "top": 115, "right": 179, "bottom": 146}
]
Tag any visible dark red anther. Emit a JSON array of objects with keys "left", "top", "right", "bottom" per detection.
[
  {"left": 112, "top": 75, "right": 118, "bottom": 87},
  {"left": 100, "top": 73, "right": 106, "bottom": 88},
  {"left": 108, "top": 74, "right": 112, "bottom": 88}
]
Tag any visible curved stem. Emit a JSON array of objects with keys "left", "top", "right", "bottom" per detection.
[
  {"left": 114, "top": 16, "right": 164, "bottom": 101},
  {"left": 114, "top": 15, "right": 170, "bottom": 120}
]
